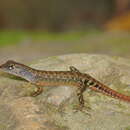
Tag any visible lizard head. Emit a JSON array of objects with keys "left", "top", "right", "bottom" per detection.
[
  {"left": 0, "top": 60, "right": 17, "bottom": 73},
  {"left": 0, "top": 60, "right": 35, "bottom": 81},
  {"left": 0, "top": 60, "right": 24, "bottom": 75}
]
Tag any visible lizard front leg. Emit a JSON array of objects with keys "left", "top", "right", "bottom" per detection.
[
  {"left": 21, "top": 82, "right": 43, "bottom": 97},
  {"left": 31, "top": 85, "right": 43, "bottom": 97}
]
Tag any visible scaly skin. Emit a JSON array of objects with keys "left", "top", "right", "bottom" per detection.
[{"left": 0, "top": 60, "right": 130, "bottom": 107}]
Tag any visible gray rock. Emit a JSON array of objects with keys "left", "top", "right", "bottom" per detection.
[{"left": 0, "top": 54, "right": 130, "bottom": 130}]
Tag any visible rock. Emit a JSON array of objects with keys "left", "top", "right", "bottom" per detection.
[{"left": 0, "top": 53, "right": 130, "bottom": 130}]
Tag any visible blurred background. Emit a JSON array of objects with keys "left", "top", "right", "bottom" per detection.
[{"left": 0, "top": 0, "right": 130, "bottom": 63}]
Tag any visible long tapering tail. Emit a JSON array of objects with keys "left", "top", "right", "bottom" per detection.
[{"left": 90, "top": 82, "right": 130, "bottom": 102}]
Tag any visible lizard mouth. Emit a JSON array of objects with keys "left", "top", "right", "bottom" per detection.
[
  {"left": 0, "top": 62, "right": 11, "bottom": 71},
  {"left": 0, "top": 63, "right": 4, "bottom": 69}
]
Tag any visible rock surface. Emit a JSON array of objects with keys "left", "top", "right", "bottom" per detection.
[{"left": 0, "top": 53, "right": 130, "bottom": 130}]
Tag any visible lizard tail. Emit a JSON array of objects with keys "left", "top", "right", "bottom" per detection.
[{"left": 90, "top": 83, "right": 130, "bottom": 102}]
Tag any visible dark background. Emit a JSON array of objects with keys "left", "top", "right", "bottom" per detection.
[{"left": 0, "top": 0, "right": 116, "bottom": 31}]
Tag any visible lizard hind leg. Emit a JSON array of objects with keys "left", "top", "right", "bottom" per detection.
[
  {"left": 74, "top": 79, "right": 91, "bottom": 115},
  {"left": 77, "top": 84, "right": 87, "bottom": 108},
  {"left": 69, "top": 66, "right": 80, "bottom": 73},
  {"left": 73, "top": 86, "right": 91, "bottom": 116}
]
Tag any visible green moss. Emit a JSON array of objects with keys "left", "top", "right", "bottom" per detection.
[
  {"left": 125, "top": 126, "right": 130, "bottom": 130},
  {"left": 0, "top": 30, "right": 101, "bottom": 47},
  {"left": 0, "top": 31, "right": 28, "bottom": 46},
  {"left": 0, "top": 124, "right": 7, "bottom": 130}
]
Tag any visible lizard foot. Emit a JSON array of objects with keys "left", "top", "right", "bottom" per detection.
[{"left": 72, "top": 103, "right": 91, "bottom": 116}]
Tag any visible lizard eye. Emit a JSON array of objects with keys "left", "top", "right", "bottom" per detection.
[{"left": 8, "top": 64, "right": 14, "bottom": 70}]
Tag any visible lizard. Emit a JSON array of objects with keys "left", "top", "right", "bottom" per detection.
[{"left": 0, "top": 60, "right": 130, "bottom": 108}]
